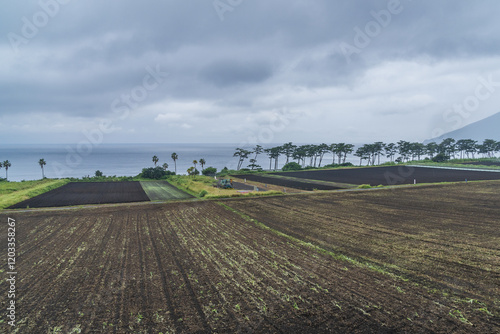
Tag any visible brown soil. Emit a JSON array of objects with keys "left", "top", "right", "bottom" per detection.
[
  {"left": 273, "top": 166, "right": 500, "bottom": 186},
  {"left": 231, "top": 174, "right": 343, "bottom": 191},
  {"left": 230, "top": 176, "right": 307, "bottom": 193},
  {"left": 7, "top": 182, "right": 150, "bottom": 209},
  {"left": 1, "top": 186, "right": 498, "bottom": 332},
  {"left": 227, "top": 181, "right": 500, "bottom": 331}
]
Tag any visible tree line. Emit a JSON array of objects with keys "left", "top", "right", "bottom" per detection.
[
  {"left": 233, "top": 143, "right": 355, "bottom": 171},
  {"left": 151, "top": 154, "right": 216, "bottom": 177},
  {"left": 2, "top": 138, "right": 499, "bottom": 180},
  {"left": 233, "top": 138, "right": 500, "bottom": 170}
]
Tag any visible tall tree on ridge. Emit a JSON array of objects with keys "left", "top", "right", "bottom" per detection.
[
  {"left": 354, "top": 147, "right": 368, "bottom": 166},
  {"left": 3, "top": 160, "right": 11, "bottom": 181},
  {"left": 271, "top": 146, "right": 282, "bottom": 170},
  {"left": 342, "top": 144, "right": 354, "bottom": 164},
  {"left": 264, "top": 148, "right": 274, "bottom": 170},
  {"left": 233, "top": 148, "right": 252, "bottom": 170},
  {"left": 253, "top": 144, "right": 264, "bottom": 161},
  {"left": 385, "top": 143, "right": 397, "bottom": 162},
  {"left": 39, "top": 158, "right": 47, "bottom": 179},
  {"left": 152, "top": 155, "right": 159, "bottom": 167},
  {"left": 373, "top": 142, "right": 385, "bottom": 165},
  {"left": 316, "top": 143, "right": 329, "bottom": 167},
  {"left": 171, "top": 152, "right": 178, "bottom": 174},
  {"left": 281, "top": 142, "right": 296, "bottom": 165},
  {"left": 425, "top": 142, "right": 438, "bottom": 159}
]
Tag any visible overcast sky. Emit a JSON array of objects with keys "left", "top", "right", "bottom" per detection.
[{"left": 2, "top": 0, "right": 500, "bottom": 145}]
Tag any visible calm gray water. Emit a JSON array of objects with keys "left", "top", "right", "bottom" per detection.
[{"left": 0, "top": 143, "right": 353, "bottom": 181}]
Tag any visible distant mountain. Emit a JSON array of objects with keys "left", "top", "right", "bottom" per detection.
[{"left": 426, "top": 112, "right": 500, "bottom": 143}]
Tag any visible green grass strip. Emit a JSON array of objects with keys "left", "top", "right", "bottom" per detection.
[
  {"left": 140, "top": 180, "right": 193, "bottom": 201},
  {"left": 0, "top": 179, "right": 70, "bottom": 210}
]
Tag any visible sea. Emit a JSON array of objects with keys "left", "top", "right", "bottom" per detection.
[{"left": 0, "top": 143, "right": 357, "bottom": 182}]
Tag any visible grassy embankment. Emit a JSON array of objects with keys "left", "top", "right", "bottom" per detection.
[
  {"left": 0, "top": 179, "right": 69, "bottom": 210},
  {"left": 168, "top": 175, "right": 282, "bottom": 198},
  {"left": 410, "top": 158, "right": 500, "bottom": 170}
]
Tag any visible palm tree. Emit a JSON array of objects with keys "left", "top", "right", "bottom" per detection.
[
  {"left": 152, "top": 155, "right": 159, "bottom": 166},
  {"left": 171, "top": 153, "right": 178, "bottom": 173},
  {"left": 39, "top": 158, "right": 47, "bottom": 179},
  {"left": 199, "top": 158, "right": 206, "bottom": 170},
  {"left": 3, "top": 160, "right": 11, "bottom": 180},
  {"left": 162, "top": 163, "right": 169, "bottom": 171},
  {"left": 193, "top": 160, "right": 198, "bottom": 170}
]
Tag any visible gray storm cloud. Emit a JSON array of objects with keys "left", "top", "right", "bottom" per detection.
[{"left": 1, "top": 0, "right": 500, "bottom": 143}]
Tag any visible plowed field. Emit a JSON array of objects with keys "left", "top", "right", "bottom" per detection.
[
  {"left": 1, "top": 184, "right": 499, "bottom": 332},
  {"left": 7, "top": 182, "right": 149, "bottom": 209},
  {"left": 228, "top": 181, "right": 500, "bottom": 328},
  {"left": 273, "top": 166, "right": 500, "bottom": 186},
  {"left": 231, "top": 174, "right": 343, "bottom": 191}
]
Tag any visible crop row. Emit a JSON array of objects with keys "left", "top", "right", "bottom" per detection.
[
  {"left": 3, "top": 198, "right": 497, "bottom": 332},
  {"left": 226, "top": 181, "right": 500, "bottom": 320}
]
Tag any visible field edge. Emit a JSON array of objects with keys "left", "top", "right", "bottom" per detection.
[{"left": 0, "top": 179, "right": 70, "bottom": 210}]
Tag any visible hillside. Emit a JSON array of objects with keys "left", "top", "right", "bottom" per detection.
[{"left": 427, "top": 111, "right": 500, "bottom": 143}]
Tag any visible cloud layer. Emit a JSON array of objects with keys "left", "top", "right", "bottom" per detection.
[{"left": 2, "top": 0, "right": 500, "bottom": 144}]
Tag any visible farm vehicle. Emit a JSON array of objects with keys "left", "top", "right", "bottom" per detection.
[{"left": 215, "top": 179, "right": 233, "bottom": 189}]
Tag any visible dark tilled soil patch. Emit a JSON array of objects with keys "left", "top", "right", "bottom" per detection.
[
  {"left": 274, "top": 166, "right": 500, "bottom": 186},
  {"left": 231, "top": 181, "right": 260, "bottom": 191},
  {"left": 231, "top": 174, "right": 343, "bottom": 191},
  {"left": 8, "top": 182, "right": 150, "bottom": 209},
  {"left": 2, "top": 200, "right": 497, "bottom": 333},
  {"left": 228, "top": 181, "right": 500, "bottom": 322}
]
